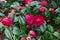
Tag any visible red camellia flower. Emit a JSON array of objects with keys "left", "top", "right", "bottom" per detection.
[
  {"left": 11, "top": 9, "right": 16, "bottom": 14},
  {"left": 2, "top": 17, "right": 12, "bottom": 27},
  {"left": 4, "top": 10, "right": 9, "bottom": 16},
  {"left": 29, "top": 30, "right": 36, "bottom": 37},
  {"left": 24, "top": 0, "right": 32, "bottom": 6},
  {"left": 27, "top": 37, "right": 31, "bottom": 40},
  {"left": 27, "top": 25, "right": 31, "bottom": 30},
  {"left": 39, "top": 7, "right": 45, "bottom": 13},
  {"left": 49, "top": 8, "right": 55, "bottom": 13},
  {"left": 21, "top": 37, "right": 26, "bottom": 40},
  {"left": 33, "top": 15, "right": 45, "bottom": 27},
  {"left": 25, "top": 14, "right": 34, "bottom": 25},
  {"left": 41, "top": 1, "right": 47, "bottom": 7}
]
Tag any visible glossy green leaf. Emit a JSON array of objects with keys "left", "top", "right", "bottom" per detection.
[
  {"left": 13, "top": 27, "right": 20, "bottom": 35},
  {"left": 51, "top": 1, "right": 57, "bottom": 8},
  {"left": 0, "top": 13, "right": 5, "bottom": 17},
  {"left": 0, "top": 22, "right": 4, "bottom": 28},
  {"left": 54, "top": 16, "right": 60, "bottom": 24},
  {"left": 55, "top": 8, "right": 60, "bottom": 13},
  {"left": 47, "top": 25, "right": 54, "bottom": 33},
  {"left": 53, "top": 32, "right": 60, "bottom": 39},
  {"left": 5, "top": 28, "right": 13, "bottom": 40}
]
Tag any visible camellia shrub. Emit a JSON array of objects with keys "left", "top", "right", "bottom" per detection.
[{"left": 0, "top": 0, "right": 60, "bottom": 40}]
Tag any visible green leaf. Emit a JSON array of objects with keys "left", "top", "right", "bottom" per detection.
[
  {"left": 47, "top": 25, "right": 54, "bottom": 33},
  {"left": 0, "top": 22, "right": 4, "bottom": 28},
  {"left": 40, "top": 21, "right": 47, "bottom": 32},
  {"left": 51, "top": 1, "right": 57, "bottom": 8},
  {"left": 13, "top": 16, "right": 18, "bottom": 22},
  {"left": 44, "top": 31, "right": 50, "bottom": 40},
  {"left": 18, "top": 16, "right": 25, "bottom": 25},
  {"left": 54, "top": 16, "right": 60, "bottom": 24},
  {"left": 0, "top": 13, "right": 5, "bottom": 17},
  {"left": 11, "top": 2, "right": 20, "bottom": 9},
  {"left": 5, "top": 28, "right": 13, "bottom": 40},
  {"left": 44, "top": 31, "right": 53, "bottom": 40},
  {"left": 19, "top": 33, "right": 27, "bottom": 38},
  {"left": 29, "top": 1, "right": 40, "bottom": 6},
  {"left": 45, "top": 8, "right": 51, "bottom": 18},
  {"left": 13, "top": 27, "right": 20, "bottom": 35},
  {"left": 32, "top": 38, "right": 36, "bottom": 40},
  {"left": 7, "top": 0, "right": 15, "bottom": 4},
  {"left": 8, "top": 13, "right": 14, "bottom": 19},
  {"left": 40, "top": 26, "right": 45, "bottom": 32},
  {"left": 53, "top": 32, "right": 60, "bottom": 39},
  {"left": 55, "top": 8, "right": 60, "bottom": 13},
  {"left": 20, "top": 7, "right": 27, "bottom": 15}
]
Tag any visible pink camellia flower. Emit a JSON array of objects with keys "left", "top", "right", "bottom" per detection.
[
  {"left": 24, "top": 0, "right": 32, "bottom": 6},
  {"left": 25, "top": 14, "right": 34, "bottom": 25},
  {"left": 11, "top": 9, "right": 16, "bottom": 14},
  {"left": 33, "top": 15, "right": 45, "bottom": 27},
  {"left": 29, "top": 30, "right": 36, "bottom": 37},
  {"left": 18, "top": 6, "right": 22, "bottom": 10},
  {"left": 49, "top": 8, "right": 55, "bottom": 13},
  {"left": 57, "top": 29, "right": 60, "bottom": 33},
  {"left": 41, "top": 1, "right": 47, "bottom": 7},
  {"left": 39, "top": 7, "right": 45, "bottom": 13},
  {"left": 1, "top": 0, "right": 7, "bottom": 3},
  {"left": 21, "top": 37, "right": 26, "bottom": 40},
  {"left": 2, "top": 17, "right": 12, "bottom": 27},
  {"left": 27, "top": 37, "right": 31, "bottom": 40}
]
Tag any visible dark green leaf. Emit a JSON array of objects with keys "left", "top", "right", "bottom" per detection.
[
  {"left": 51, "top": 1, "right": 57, "bottom": 8},
  {"left": 54, "top": 16, "right": 60, "bottom": 24},
  {"left": 47, "top": 25, "right": 54, "bottom": 33}
]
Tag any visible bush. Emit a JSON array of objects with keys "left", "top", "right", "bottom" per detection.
[{"left": 0, "top": 0, "right": 60, "bottom": 40}]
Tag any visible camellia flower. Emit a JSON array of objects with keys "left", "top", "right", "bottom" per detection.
[
  {"left": 11, "top": 9, "right": 16, "bottom": 14},
  {"left": 49, "top": 8, "right": 55, "bottom": 13},
  {"left": 0, "top": 0, "right": 7, "bottom": 3},
  {"left": 2, "top": 17, "right": 12, "bottom": 27},
  {"left": 18, "top": 6, "right": 22, "bottom": 10},
  {"left": 21, "top": 37, "right": 26, "bottom": 40},
  {"left": 27, "top": 37, "right": 31, "bottom": 40},
  {"left": 33, "top": 15, "right": 45, "bottom": 27},
  {"left": 24, "top": 0, "right": 32, "bottom": 6},
  {"left": 57, "top": 29, "right": 60, "bottom": 33},
  {"left": 25, "top": 14, "right": 34, "bottom": 25},
  {"left": 41, "top": 1, "right": 47, "bottom": 7},
  {"left": 39, "top": 7, "right": 45, "bottom": 13},
  {"left": 28, "top": 30, "right": 36, "bottom": 37}
]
